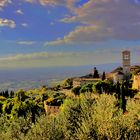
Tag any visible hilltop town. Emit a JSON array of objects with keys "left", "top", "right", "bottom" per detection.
[{"left": 72, "top": 50, "right": 140, "bottom": 91}]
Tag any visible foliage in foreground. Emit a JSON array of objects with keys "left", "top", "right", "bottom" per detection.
[{"left": 0, "top": 93, "right": 140, "bottom": 140}]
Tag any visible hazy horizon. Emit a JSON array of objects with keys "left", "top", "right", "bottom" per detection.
[{"left": 0, "top": 63, "right": 121, "bottom": 90}]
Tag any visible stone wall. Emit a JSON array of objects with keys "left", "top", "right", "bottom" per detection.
[
  {"left": 44, "top": 101, "right": 60, "bottom": 114},
  {"left": 132, "top": 75, "right": 140, "bottom": 91}
]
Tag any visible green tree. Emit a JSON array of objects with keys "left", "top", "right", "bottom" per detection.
[
  {"left": 15, "top": 90, "right": 28, "bottom": 102},
  {"left": 25, "top": 115, "right": 64, "bottom": 140},
  {"left": 72, "top": 86, "right": 81, "bottom": 96},
  {"left": 119, "top": 82, "right": 126, "bottom": 113},
  {"left": 80, "top": 83, "right": 93, "bottom": 93},
  {"left": 2, "top": 99, "right": 14, "bottom": 114},
  {"left": 102, "top": 71, "right": 106, "bottom": 81},
  {"left": 3, "top": 90, "right": 9, "bottom": 98},
  {"left": 93, "top": 67, "right": 100, "bottom": 78},
  {"left": 62, "top": 78, "right": 73, "bottom": 89},
  {"left": 60, "top": 98, "right": 82, "bottom": 139},
  {"left": 116, "top": 81, "right": 121, "bottom": 100}
]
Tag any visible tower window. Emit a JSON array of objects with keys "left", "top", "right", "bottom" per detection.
[{"left": 124, "top": 54, "right": 129, "bottom": 60}]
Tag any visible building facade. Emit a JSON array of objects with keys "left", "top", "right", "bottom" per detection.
[
  {"left": 73, "top": 78, "right": 101, "bottom": 88},
  {"left": 132, "top": 75, "right": 140, "bottom": 91},
  {"left": 113, "top": 71, "right": 124, "bottom": 83}
]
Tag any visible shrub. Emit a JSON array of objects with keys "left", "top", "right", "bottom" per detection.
[
  {"left": 0, "top": 92, "right": 140, "bottom": 140},
  {"left": 72, "top": 86, "right": 81, "bottom": 96}
]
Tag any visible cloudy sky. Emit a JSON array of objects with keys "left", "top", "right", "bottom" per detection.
[{"left": 0, "top": 0, "right": 140, "bottom": 69}]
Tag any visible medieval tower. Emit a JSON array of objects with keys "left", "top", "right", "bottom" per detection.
[{"left": 122, "top": 50, "right": 130, "bottom": 74}]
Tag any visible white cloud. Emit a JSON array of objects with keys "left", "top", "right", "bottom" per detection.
[
  {"left": 0, "top": 0, "right": 11, "bottom": 8},
  {"left": 0, "top": 51, "right": 120, "bottom": 69},
  {"left": 1, "top": 47, "right": 140, "bottom": 69},
  {"left": 21, "top": 23, "right": 28, "bottom": 27},
  {"left": 46, "top": 0, "right": 140, "bottom": 46},
  {"left": 45, "top": 25, "right": 109, "bottom": 46},
  {"left": 0, "top": 52, "right": 73, "bottom": 62},
  {"left": 50, "top": 22, "right": 54, "bottom": 25},
  {"left": 16, "top": 9, "right": 23, "bottom": 14},
  {"left": 0, "top": 18, "right": 16, "bottom": 28},
  {"left": 24, "top": 0, "right": 78, "bottom": 10},
  {"left": 17, "top": 41, "right": 35, "bottom": 45},
  {"left": 24, "top": 0, "right": 34, "bottom": 3},
  {"left": 0, "top": 52, "right": 50, "bottom": 62}
]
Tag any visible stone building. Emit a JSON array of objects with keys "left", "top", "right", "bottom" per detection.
[
  {"left": 44, "top": 101, "right": 60, "bottom": 114},
  {"left": 73, "top": 78, "right": 101, "bottom": 88},
  {"left": 130, "top": 65, "right": 140, "bottom": 72},
  {"left": 108, "top": 50, "right": 131, "bottom": 83},
  {"left": 113, "top": 71, "right": 124, "bottom": 83},
  {"left": 73, "top": 50, "right": 132, "bottom": 87}
]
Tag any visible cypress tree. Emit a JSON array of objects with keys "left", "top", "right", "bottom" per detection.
[
  {"left": 102, "top": 71, "right": 106, "bottom": 81},
  {"left": 119, "top": 82, "right": 126, "bottom": 113},
  {"left": 116, "top": 81, "right": 120, "bottom": 100},
  {"left": 93, "top": 67, "right": 99, "bottom": 78}
]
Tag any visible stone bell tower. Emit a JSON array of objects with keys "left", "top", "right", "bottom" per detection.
[{"left": 122, "top": 50, "right": 130, "bottom": 74}]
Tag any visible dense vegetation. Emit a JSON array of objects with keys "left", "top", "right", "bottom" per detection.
[{"left": 0, "top": 77, "right": 140, "bottom": 140}]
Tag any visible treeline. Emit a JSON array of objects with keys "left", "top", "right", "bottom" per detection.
[
  {"left": 0, "top": 90, "right": 14, "bottom": 98},
  {"left": 0, "top": 87, "right": 66, "bottom": 119},
  {"left": 72, "top": 80, "right": 137, "bottom": 112}
]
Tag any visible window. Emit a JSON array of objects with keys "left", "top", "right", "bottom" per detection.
[{"left": 124, "top": 54, "right": 129, "bottom": 60}]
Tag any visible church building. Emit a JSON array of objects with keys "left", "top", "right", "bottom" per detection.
[{"left": 113, "top": 50, "right": 131, "bottom": 83}]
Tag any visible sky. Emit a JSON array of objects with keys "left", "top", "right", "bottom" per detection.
[{"left": 0, "top": 0, "right": 140, "bottom": 69}]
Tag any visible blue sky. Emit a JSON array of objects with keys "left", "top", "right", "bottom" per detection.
[{"left": 0, "top": 0, "right": 140, "bottom": 69}]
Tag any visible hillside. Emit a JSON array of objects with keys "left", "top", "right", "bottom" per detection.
[{"left": 0, "top": 77, "right": 140, "bottom": 140}]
